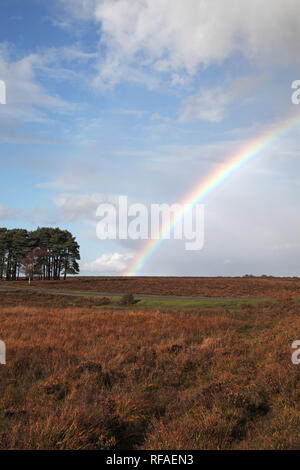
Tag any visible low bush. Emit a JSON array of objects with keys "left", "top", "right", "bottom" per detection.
[{"left": 119, "top": 293, "right": 136, "bottom": 305}]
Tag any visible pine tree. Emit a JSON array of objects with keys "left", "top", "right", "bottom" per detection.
[{"left": 0, "top": 227, "right": 80, "bottom": 281}]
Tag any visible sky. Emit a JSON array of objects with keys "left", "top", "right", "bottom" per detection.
[{"left": 1, "top": 0, "right": 300, "bottom": 276}]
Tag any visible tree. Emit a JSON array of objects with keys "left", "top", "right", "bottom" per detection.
[
  {"left": 0, "top": 228, "right": 8, "bottom": 280},
  {"left": 2, "top": 229, "right": 29, "bottom": 280},
  {"left": 31, "top": 227, "right": 80, "bottom": 280},
  {"left": 21, "top": 247, "right": 45, "bottom": 284},
  {"left": 0, "top": 227, "right": 80, "bottom": 281}
]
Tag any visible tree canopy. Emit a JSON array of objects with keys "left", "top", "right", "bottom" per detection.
[{"left": 0, "top": 227, "right": 80, "bottom": 281}]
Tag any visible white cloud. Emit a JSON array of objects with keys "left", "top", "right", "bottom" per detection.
[
  {"left": 36, "top": 180, "right": 80, "bottom": 191},
  {"left": 0, "top": 44, "right": 78, "bottom": 124},
  {"left": 29, "top": 192, "right": 108, "bottom": 225},
  {"left": 151, "top": 112, "right": 170, "bottom": 122},
  {"left": 179, "top": 87, "right": 229, "bottom": 123},
  {"left": 179, "top": 76, "right": 261, "bottom": 122},
  {"left": 58, "top": 0, "right": 97, "bottom": 22},
  {"left": 62, "top": 0, "right": 300, "bottom": 88},
  {"left": 81, "top": 252, "right": 134, "bottom": 273},
  {"left": 0, "top": 121, "right": 64, "bottom": 144},
  {"left": 0, "top": 204, "right": 20, "bottom": 220},
  {"left": 52, "top": 192, "right": 107, "bottom": 222}
]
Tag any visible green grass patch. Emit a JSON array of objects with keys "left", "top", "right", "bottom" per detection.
[{"left": 102, "top": 295, "right": 275, "bottom": 311}]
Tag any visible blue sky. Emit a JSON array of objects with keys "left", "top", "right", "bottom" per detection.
[{"left": 1, "top": 0, "right": 300, "bottom": 275}]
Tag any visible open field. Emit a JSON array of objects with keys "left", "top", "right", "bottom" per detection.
[
  {"left": 0, "top": 288, "right": 271, "bottom": 311},
  {"left": 1, "top": 275, "right": 300, "bottom": 298},
  {"left": 0, "top": 287, "right": 300, "bottom": 449}
]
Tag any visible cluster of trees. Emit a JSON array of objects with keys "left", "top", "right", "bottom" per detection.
[{"left": 0, "top": 227, "right": 80, "bottom": 281}]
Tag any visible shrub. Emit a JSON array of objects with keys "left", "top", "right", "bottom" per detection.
[
  {"left": 119, "top": 293, "right": 136, "bottom": 305},
  {"left": 97, "top": 297, "right": 111, "bottom": 305}
]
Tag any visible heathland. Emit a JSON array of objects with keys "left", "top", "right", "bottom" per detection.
[
  {"left": 2, "top": 275, "right": 300, "bottom": 297},
  {"left": 0, "top": 278, "right": 299, "bottom": 449}
]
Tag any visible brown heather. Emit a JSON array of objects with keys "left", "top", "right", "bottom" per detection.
[
  {"left": 3, "top": 275, "right": 300, "bottom": 297},
  {"left": 0, "top": 289, "right": 300, "bottom": 449}
]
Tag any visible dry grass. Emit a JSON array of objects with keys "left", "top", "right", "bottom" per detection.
[
  {"left": 3, "top": 275, "right": 300, "bottom": 298},
  {"left": 0, "top": 290, "right": 300, "bottom": 449}
]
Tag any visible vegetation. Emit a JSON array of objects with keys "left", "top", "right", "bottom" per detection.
[
  {"left": 0, "top": 288, "right": 299, "bottom": 449},
  {"left": 0, "top": 227, "right": 80, "bottom": 281},
  {"left": 119, "top": 293, "right": 137, "bottom": 305},
  {"left": 2, "top": 275, "right": 299, "bottom": 298}
]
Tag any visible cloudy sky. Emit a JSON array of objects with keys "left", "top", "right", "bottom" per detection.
[{"left": 1, "top": 0, "right": 300, "bottom": 276}]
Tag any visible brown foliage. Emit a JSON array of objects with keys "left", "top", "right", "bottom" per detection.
[
  {"left": 119, "top": 293, "right": 136, "bottom": 306},
  {"left": 0, "top": 289, "right": 300, "bottom": 449},
  {"left": 3, "top": 275, "right": 300, "bottom": 298}
]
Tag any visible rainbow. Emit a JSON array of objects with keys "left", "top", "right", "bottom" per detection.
[{"left": 124, "top": 111, "right": 300, "bottom": 276}]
